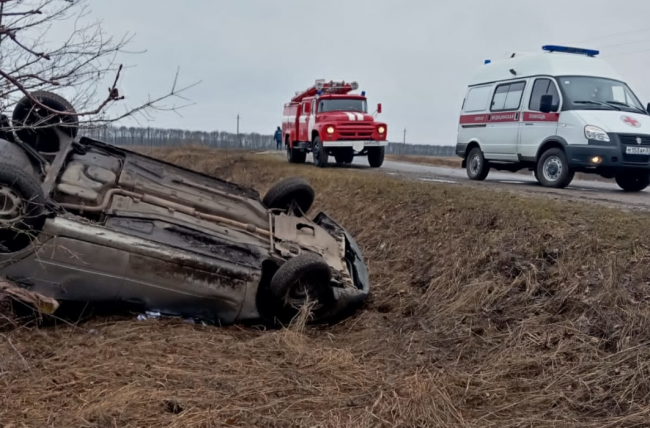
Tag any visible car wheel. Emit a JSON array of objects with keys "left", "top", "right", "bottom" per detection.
[
  {"left": 367, "top": 147, "right": 385, "bottom": 168},
  {"left": 313, "top": 136, "right": 328, "bottom": 168},
  {"left": 0, "top": 162, "right": 46, "bottom": 253},
  {"left": 615, "top": 172, "right": 650, "bottom": 192},
  {"left": 466, "top": 147, "right": 490, "bottom": 180},
  {"left": 262, "top": 177, "right": 315, "bottom": 216},
  {"left": 12, "top": 91, "right": 79, "bottom": 152},
  {"left": 536, "top": 148, "right": 574, "bottom": 189},
  {"left": 269, "top": 253, "right": 335, "bottom": 323}
]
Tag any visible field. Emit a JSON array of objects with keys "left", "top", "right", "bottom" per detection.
[{"left": 3, "top": 147, "right": 650, "bottom": 427}]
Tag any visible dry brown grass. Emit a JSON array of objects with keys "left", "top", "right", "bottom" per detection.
[{"left": 3, "top": 146, "right": 650, "bottom": 427}]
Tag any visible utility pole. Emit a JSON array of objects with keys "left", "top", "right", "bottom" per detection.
[
  {"left": 236, "top": 114, "right": 240, "bottom": 147},
  {"left": 403, "top": 128, "right": 407, "bottom": 154}
]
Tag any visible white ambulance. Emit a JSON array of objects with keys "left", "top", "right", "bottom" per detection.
[{"left": 456, "top": 45, "right": 650, "bottom": 191}]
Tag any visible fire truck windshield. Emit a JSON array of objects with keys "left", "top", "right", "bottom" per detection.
[{"left": 318, "top": 99, "right": 367, "bottom": 113}]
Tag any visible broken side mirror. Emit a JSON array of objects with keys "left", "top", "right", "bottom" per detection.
[
  {"left": 540, "top": 95, "right": 554, "bottom": 114},
  {"left": 377, "top": 103, "right": 382, "bottom": 114}
]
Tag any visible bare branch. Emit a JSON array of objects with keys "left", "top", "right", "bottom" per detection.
[{"left": 0, "top": 0, "right": 197, "bottom": 138}]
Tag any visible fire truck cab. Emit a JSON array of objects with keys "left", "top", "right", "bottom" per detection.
[{"left": 282, "top": 80, "right": 388, "bottom": 168}]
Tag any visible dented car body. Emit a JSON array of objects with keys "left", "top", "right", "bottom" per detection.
[{"left": 0, "top": 94, "right": 369, "bottom": 325}]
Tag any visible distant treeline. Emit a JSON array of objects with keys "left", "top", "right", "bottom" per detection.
[{"left": 83, "top": 126, "right": 456, "bottom": 157}]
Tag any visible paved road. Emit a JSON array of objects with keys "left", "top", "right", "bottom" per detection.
[
  {"left": 347, "top": 157, "right": 650, "bottom": 212},
  {"left": 264, "top": 151, "right": 650, "bottom": 211}
]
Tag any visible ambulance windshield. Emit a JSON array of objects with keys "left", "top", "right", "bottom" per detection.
[
  {"left": 558, "top": 76, "right": 646, "bottom": 114},
  {"left": 318, "top": 99, "right": 367, "bottom": 113}
]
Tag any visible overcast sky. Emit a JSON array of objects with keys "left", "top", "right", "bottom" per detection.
[{"left": 67, "top": 0, "right": 650, "bottom": 145}]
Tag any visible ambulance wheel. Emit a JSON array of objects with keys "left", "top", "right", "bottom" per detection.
[
  {"left": 615, "top": 172, "right": 650, "bottom": 192},
  {"left": 466, "top": 147, "right": 490, "bottom": 181},
  {"left": 313, "top": 137, "right": 328, "bottom": 168},
  {"left": 537, "top": 148, "right": 574, "bottom": 189},
  {"left": 368, "top": 147, "right": 385, "bottom": 168}
]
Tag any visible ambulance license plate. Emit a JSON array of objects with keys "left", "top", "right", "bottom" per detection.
[{"left": 626, "top": 146, "right": 650, "bottom": 155}]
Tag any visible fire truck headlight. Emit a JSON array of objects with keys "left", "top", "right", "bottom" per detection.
[
  {"left": 378, "top": 126, "right": 386, "bottom": 134},
  {"left": 327, "top": 126, "right": 335, "bottom": 135}
]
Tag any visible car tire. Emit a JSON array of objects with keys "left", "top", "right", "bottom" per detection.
[
  {"left": 262, "top": 177, "right": 315, "bottom": 216},
  {"left": 12, "top": 91, "right": 78, "bottom": 152},
  {"left": 313, "top": 136, "right": 328, "bottom": 168},
  {"left": 615, "top": 172, "right": 650, "bottom": 192},
  {"left": 335, "top": 149, "right": 354, "bottom": 165},
  {"left": 466, "top": 147, "right": 490, "bottom": 181},
  {"left": 367, "top": 147, "right": 385, "bottom": 168},
  {"left": 269, "top": 253, "right": 335, "bottom": 323},
  {"left": 536, "top": 148, "right": 574, "bottom": 189},
  {"left": 0, "top": 162, "right": 46, "bottom": 253}
]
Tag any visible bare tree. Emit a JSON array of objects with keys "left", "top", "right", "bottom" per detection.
[{"left": 0, "top": 0, "right": 197, "bottom": 149}]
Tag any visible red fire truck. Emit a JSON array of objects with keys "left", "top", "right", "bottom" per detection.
[{"left": 282, "top": 80, "right": 388, "bottom": 168}]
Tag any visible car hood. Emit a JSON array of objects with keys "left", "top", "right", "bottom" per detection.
[{"left": 575, "top": 110, "right": 650, "bottom": 134}]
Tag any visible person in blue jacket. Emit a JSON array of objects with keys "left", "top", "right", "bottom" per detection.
[{"left": 274, "top": 126, "right": 282, "bottom": 151}]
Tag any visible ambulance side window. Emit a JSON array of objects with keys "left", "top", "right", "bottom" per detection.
[
  {"left": 529, "top": 79, "right": 560, "bottom": 112},
  {"left": 464, "top": 86, "right": 493, "bottom": 112},
  {"left": 491, "top": 82, "right": 526, "bottom": 112}
]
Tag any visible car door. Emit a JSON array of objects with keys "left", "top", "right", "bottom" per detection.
[
  {"left": 484, "top": 81, "right": 526, "bottom": 160},
  {"left": 518, "top": 78, "right": 561, "bottom": 159}
]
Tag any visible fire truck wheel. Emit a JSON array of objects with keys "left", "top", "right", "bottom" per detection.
[
  {"left": 313, "top": 136, "right": 329, "bottom": 168},
  {"left": 335, "top": 149, "right": 354, "bottom": 165},
  {"left": 287, "top": 145, "right": 306, "bottom": 164},
  {"left": 368, "top": 147, "right": 385, "bottom": 168}
]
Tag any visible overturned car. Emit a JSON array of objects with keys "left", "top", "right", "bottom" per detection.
[{"left": 0, "top": 92, "right": 369, "bottom": 325}]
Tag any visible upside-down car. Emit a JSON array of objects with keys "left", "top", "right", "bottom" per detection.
[{"left": 0, "top": 91, "right": 369, "bottom": 325}]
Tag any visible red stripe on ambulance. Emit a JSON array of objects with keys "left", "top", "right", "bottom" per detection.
[
  {"left": 522, "top": 112, "right": 560, "bottom": 122},
  {"left": 459, "top": 114, "right": 489, "bottom": 124},
  {"left": 489, "top": 112, "right": 518, "bottom": 123}
]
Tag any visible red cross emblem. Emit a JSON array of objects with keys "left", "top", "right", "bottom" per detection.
[{"left": 622, "top": 115, "right": 641, "bottom": 128}]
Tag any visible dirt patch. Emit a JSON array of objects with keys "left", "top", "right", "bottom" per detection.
[{"left": 3, "top": 147, "right": 650, "bottom": 427}]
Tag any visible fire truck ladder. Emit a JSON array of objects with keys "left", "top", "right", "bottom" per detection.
[{"left": 291, "top": 80, "right": 359, "bottom": 103}]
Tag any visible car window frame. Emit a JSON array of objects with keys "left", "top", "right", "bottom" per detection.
[
  {"left": 528, "top": 78, "right": 561, "bottom": 112},
  {"left": 490, "top": 81, "right": 526, "bottom": 112}
]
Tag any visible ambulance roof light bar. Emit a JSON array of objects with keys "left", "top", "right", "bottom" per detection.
[{"left": 542, "top": 45, "right": 600, "bottom": 57}]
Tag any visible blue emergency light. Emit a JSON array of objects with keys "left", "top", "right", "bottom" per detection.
[
  {"left": 542, "top": 45, "right": 600, "bottom": 57},
  {"left": 361, "top": 91, "right": 366, "bottom": 96},
  {"left": 484, "top": 59, "right": 491, "bottom": 64},
  {"left": 317, "top": 90, "right": 322, "bottom": 96}
]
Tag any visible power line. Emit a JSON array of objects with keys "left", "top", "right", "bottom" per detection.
[
  {"left": 513, "top": 26, "right": 650, "bottom": 57},
  {"left": 568, "top": 26, "right": 650, "bottom": 45},
  {"left": 605, "top": 46, "right": 650, "bottom": 58}
]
